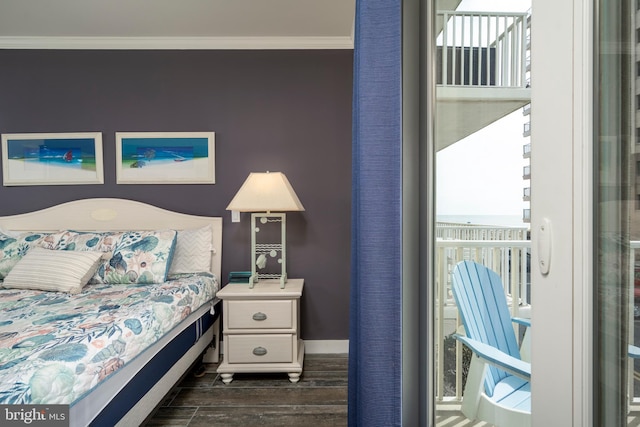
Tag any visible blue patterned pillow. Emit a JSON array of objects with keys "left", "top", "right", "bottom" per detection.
[
  {"left": 92, "top": 230, "right": 177, "bottom": 284},
  {"left": 55, "top": 230, "right": 124, "bottom": 253},
  {"left": 0, "top": 231, "right": 58, "bottom": 280}
]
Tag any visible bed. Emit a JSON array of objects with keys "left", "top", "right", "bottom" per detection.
[{"left": 0, "top": 198, "right": 223, "bottom": 426}]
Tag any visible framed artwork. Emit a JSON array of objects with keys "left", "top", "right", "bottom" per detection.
[
  {"left": 116, "top": 132, "right": 215, "bottom": 184},
  {"left": 1, "top": 132, "right": 104, "bottom": 186}
]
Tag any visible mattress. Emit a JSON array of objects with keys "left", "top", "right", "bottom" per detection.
[
  {"left": 79, "top": 301, "right": 219, "bottom": 427},
  {"left": 0, "top": 273, "right": 219, "bottom": 407}
]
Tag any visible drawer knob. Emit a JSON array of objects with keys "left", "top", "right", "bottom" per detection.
[
  {"left": 253, "top": 346, "right": 268, "bottom": 356},
  {"left": 252, "top": 312, "right": 267, "bottom": 321}
]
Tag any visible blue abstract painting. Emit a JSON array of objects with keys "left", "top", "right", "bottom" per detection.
[
  {"left": 116, "top": 132, "right": 215, "bottom": 184},
  {"left": 1, "top": 133, "right": 103, "bottom": 186}
]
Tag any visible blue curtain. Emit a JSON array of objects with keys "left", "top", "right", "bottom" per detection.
[{"left": 349, "top": 1, "right": 402, "bottom": 426}]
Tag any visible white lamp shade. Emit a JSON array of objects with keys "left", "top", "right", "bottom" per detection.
[{"left": 226, "top": 172, "right": 305, "bottom": 212}]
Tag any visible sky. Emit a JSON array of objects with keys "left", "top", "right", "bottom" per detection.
[
  {"left": 436, "top": 110, "right": 528, "bottom": 216},
  {"left": 436, "top": 0, "right": 531, "bottom": 218},
  {"left": 457, "top": 0, "right": 530, "bottom": 13}
]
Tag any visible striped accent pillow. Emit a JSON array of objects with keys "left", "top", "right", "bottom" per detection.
[{"left": 3, "top": 248, "right": 105, "bottom": 294}]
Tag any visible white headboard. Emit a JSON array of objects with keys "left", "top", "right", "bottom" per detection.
[{"left": 0, "top": 198, "right": 223, "bottom": 281}]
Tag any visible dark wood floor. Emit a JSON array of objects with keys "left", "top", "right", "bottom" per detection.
[{"left": 145, "top": 354, "right": 348, "bottom": 426}]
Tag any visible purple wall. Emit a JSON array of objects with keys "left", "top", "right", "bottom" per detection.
[{"left": 0, "top": 49, "right": 352, "bottom": 340}]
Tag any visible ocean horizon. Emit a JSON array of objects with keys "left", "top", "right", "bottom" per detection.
[{"left": 437, "top": 214, "right": 528, "bottom": 228}]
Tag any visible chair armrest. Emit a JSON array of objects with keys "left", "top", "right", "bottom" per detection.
[
  {"left": 512, "top": 317, "right": 531, "bottom": 328},
  {"left": 455, "top": 334, "right": 531, "bottom": 381}
]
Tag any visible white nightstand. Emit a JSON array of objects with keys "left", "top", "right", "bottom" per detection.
[{"left": 216, "top": 278, "right": 304, "bottom": 384}]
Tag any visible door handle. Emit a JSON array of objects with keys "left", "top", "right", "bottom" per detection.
[{"left": 538, "top": 218, "right": 552, "bottom": 275}]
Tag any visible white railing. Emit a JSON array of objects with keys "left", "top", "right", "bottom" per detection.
[
  {"left": 436, "top": 11, "right": 529, "bottom": 88},
  {"left": 437, "top": 222, "right": 528, "bottom": 240}
]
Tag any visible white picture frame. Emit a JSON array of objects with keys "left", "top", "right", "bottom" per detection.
[
  {"left": 1, "top": 132, "right": 104, "bottom": 186},
  {"left": 116, "top": 132, "right": 215, "bottom": 184}
]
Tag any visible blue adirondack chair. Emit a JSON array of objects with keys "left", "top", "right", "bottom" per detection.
[{"left": 451, "top": 260, "right": 531, "bottom": 427}]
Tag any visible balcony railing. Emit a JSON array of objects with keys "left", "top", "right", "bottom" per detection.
[
  {"left": 436, "top": 222, "right": 528, "bottom": 240},
  {"left": 436, "top": 11, "right": 530, "bottom": 88}
]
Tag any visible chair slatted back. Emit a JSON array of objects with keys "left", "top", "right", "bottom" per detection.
[{"left": 452, "top": 260, "right": 522, "bottom": 397}]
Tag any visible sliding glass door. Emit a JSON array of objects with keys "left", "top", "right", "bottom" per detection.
[
  {"left": 592, "top": 0, "right": 636, "bottom": 423},
  {"left": 515, "top": 0, "right": 635, "bottom": 424},
  {"left": 432, "top": 0, "right": 534, "bottom": 423},
  {"left": 432, "top": 0, "right": 640, "bottom": 424}
]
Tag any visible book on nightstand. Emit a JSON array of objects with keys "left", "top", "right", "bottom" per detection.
[{"left": 228, "top": 271, "right": 252, "bottom": 283}]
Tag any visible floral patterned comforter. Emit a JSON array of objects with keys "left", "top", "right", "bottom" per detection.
[{"left": 0, "top": 273, "right": 218, "bottom": 405}]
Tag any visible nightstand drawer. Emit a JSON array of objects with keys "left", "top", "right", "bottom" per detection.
[
  {"left": 226, "top": 334, "right": 293, "bottom": 363},
  {"left": 227, "top": 300, "right": 293, "bottom": 329}
]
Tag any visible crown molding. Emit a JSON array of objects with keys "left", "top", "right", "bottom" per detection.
[{"left": 0, "top": 36, "right": 354, "bottom": 50}]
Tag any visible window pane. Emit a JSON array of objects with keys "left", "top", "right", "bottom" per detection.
[
  {"left": 433, "top": 1, "right": 532, "bottom": 424},
  {"left": 595, "top": 0, "right": 635, "bottom": 424}
]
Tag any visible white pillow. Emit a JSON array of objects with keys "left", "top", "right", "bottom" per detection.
[
  {"left": 3, "top": 248, "right": 105, "bottom": 294},
  {"left": 168, "top": 225, "right": 212, "bottom": 275}
]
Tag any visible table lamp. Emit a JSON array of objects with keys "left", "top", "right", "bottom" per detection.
[{"left": 226, "top": 171, "right": 304, "bottom": 288}]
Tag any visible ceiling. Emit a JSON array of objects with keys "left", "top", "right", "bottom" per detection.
[
  {"left": 0, "top": 0, "right": 355, "bottom": 50},
  {"left": 436, "top": 87, "right": 531, "bottom": 151}
]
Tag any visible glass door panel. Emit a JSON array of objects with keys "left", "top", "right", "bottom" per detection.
[
  {"left": 433, "top": 0, "right": 532, "bottom": 424},
  {"left": 432, "top": 0, "right": 640, "bottom": 424},
  {"left": 595, "top": 0, "right": 636, "bottom": 424}
]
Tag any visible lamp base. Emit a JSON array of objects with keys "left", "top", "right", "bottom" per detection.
[
  {"left": 250, "top": 212, "right": 288, "bottom": 289},
  {"left": 249, "top": 273, "right": 287, "bottom": 289}
]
